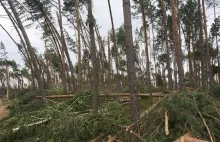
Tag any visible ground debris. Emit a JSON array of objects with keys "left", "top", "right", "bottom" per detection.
[{"left": 174, "top": 132, "right": 208, "bottom": 142}]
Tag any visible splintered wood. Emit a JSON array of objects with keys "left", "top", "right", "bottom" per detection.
[
  {"left": 107, "top": 135, "right": 115, "bottom": 142},
  {"left": 165, "top": 111, "right": 169, "bottom": 135},
  {"left": 174, "top": 132, "right": 209, "bottom": 142}
]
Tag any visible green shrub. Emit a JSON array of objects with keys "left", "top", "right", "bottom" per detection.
[
  {"left": 8, "top": 90, "right": 43, "bottom": 117},
  {"left": 213, "top": 85, "right": 220, "bottom": 99},
  {"left": 45, "top": 88, "right": 66, "bottom": 96}
]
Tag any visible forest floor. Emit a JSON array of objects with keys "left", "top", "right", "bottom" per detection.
[{"left": 0, "top": 99, "right": 9, "bottom": 120}]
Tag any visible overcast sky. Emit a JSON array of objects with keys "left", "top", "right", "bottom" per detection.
[
  {"left": 0, "top": 0, "right": 219, "bottom": 68},
  {"left": 0, "top": 0, "right": 142, "bottom": 67}
]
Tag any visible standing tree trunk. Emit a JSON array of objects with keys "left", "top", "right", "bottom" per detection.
[
  {"left": 122, "top": 0, "right": 139, "bottom": 122},
  {"left": 140, "top": 0, "right": 152, "bottom": 102},
  {"left": 76, "top": 0, "right": 82, "bottom": 91},
  {"left": 213, "top": 4, "right": 220, "bottom": 84},
  {"left": 198, "top": 0, "right": 206, "bottom": 91},
  {"left": 202, "top": 0, "right": 212, "bottom": 93},
  {"left": 108, "top": 32, "right": 112, "bottom": 88},
  {"left": 5, "top": 60, "right": 10, "bottom": 99},
  {"left": 57, "top": 0, "right": 76, "bottom": 92},
  {"left": 87, "top": 0, "right": 99, "bottom": 114},
  {"left": 107, "top": 0, "right": 119, "bottom": 86},
  {"left": 170, "top": 0, "right": 184, "bottom": 91},
  {"left": 187, "top": 38, "right": 193, "bottom": 84},
  {"left": 160, "top": 0, "right": 173, "bottom": 91},
  {"left": 7, "top": 0, "right": 46, "bottom": 105}
]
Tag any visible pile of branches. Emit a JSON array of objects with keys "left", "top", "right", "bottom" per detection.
[{"left": 122, "top": 93, "right": 220, "bottom": 142}]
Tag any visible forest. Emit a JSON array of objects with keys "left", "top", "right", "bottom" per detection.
[{"left": 0, "top": 0, "right": 220, "bottom": 141}]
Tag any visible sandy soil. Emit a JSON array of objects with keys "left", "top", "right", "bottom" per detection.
[{"left": 0, "top": 99, "right": 9, "bottom": 120}]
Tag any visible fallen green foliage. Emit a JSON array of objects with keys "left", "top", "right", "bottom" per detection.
[
  {"left": 0, "top": 91, "right": 219, "bottom": 142},
  {"left": 0, "top": 91, "right": 129, "bottom": 142},
  {"left": 130, "top": 93, "right": 220, "bottom": 142}
]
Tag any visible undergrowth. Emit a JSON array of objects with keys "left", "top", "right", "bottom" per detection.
[
  {"left": 0, "top": 90, "right": 129, "bottom": 142},
  {"left": 135, "top": 93, "right": 220, "bottom": 142},
  {"left": 0, "top": 90, "right": 219, "bottom": 142}
]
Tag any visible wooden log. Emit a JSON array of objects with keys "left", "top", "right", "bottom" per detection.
[
  {"left": 36, "top": 93, "right": 165, "bottom": 99},
  {"left": 35, "top": 95, "right": 74, "bottom": 99},
  {"left": 99, "top": 92, "right": 165, "bottom": 97}
]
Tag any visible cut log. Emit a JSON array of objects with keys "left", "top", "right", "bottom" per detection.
[
  {"left": 36, "top": 93, "right": 165, "bottom": 99},
  {"left": 165, "top": 111, "right": 169, "bottom": 135},
  {"left": 36, "top": 95, "right": 74, "bottom": 99}
]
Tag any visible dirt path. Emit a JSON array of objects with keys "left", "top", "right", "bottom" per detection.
[{"left": 0, "top": 99, "right": 9, "bottom": 120}]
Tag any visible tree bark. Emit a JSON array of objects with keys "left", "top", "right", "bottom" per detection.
[
  {"left": 202, "top": 0, "right": 212, "bottom": 93},
  {"left": 140, "top": 0, "right": 152, "bottom": 102},
  {"left": 197, "top": 0, "right": 206, "bottom": 91},
  {"left": 75, "top": 0, "right": 82, "bottom": 91},
  {"left": 188, "top": 38, "right": 193, "bottom": 84},
  {"left": 107, "top": 0, "right": 119, "bottom": 85},
  {"left": 160, "top": 0, "right": 173, "bottom": 91},
  {"left": 5, "top": 60, "right": 10, "bottom": 99},
  {"left": 7, "top": 0, "right": 46, "bottom": 105},
  {"left": 213, "top": 5, "right": 220, "bottom": 84},
  {"left": 170, "top": 0, "right": 184, "bottom": 91},
  {"left": 108, "top": 32, "right": 112, "bottom": 88},
  {"left": 87, "top": 0, "right": 99, "bottom": 114},
  {"left": 123, "top": 0, "right": 139, "bottom": 122},
  {"left": 57, "top": 0, "right": 74, "bottom": 92},
  {"left": 0, "top": 3, "right": 36, "bottom": 88}
]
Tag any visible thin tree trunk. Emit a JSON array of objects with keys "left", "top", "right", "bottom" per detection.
[
  {"left": 202, "top": 0, "right": 212, "bottom": 92},
  {"left": 75, "top": 0, "right": 82, "bottom": 91},
  {"left": 108, "top": 32, "right": 111, "bottom": 88},
  {"left": 0, "top": 3, "right": 36, "bottom": 88},
  {"left": 193, "top": 42, "right": 198, "bottom": 85},
  {"left": 87, "top": 0, "right": 99, "bottom": 114},
  {"left": 5, "top": 60, "right": 10, "bottom": 99},
  {"left": 140, "top": 0, "right": 152, "bottom": 102},
  {"left": 44, "top": 41, "right": 51, "bottom": 88},
  {"left": 174, "top": 58, "right": 178, "bottom": 90},
  {"left": 44, "top": 18, "right": 68, "bottom": 92},
  {"left": 123, "top": 0, "right": 139, "bottom": 122},
  {"left": 188, "top": 39, "right": 193, "bottom": 83},
  {"left": 107, "top": 0, "right": 119, "bottom": 85},
  {"left": 213, "top": 4, "right": 220, "bottom": 83},
  {"left": 170, "top": 0, "right": 184, "bottom": 91},
  {"left": 198, "top": 0, "right": 206, "bottom": 91},
  {"left": 160, "top": 0, "right": 172, "bottom": 91},
  {"left": 7, "top": 0, "right": 46, "bottom": 105},
  {"left": 57, "top": 0, "right": 72, "bottom": 92}
]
